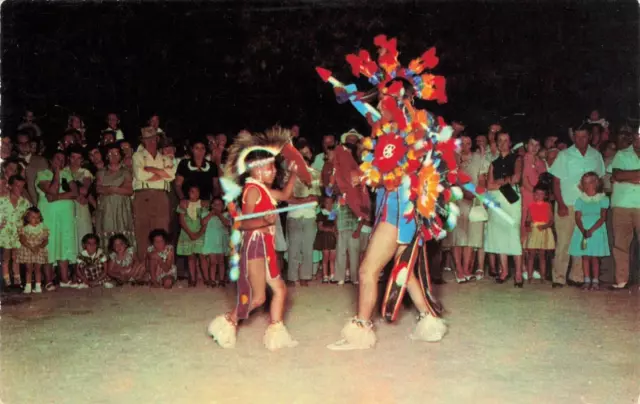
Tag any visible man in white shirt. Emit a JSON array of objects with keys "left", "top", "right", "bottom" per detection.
[
  {"left": 608, "top": 131, "right": 640, "bottom": 289},
  {"left": 105, "top": 113, "right": 125, "bottom": 141},
  {"left": 16, "top": 131, "right": 47, "bottom": 205},
  {"left": 548, "top": 127, "right": 605, "bottom": 287},
  {"left": 132, "top": 127, "right": 176, "bottom": 260}
]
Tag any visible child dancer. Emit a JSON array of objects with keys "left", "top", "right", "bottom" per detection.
[
  {"left": 176, "top": 184, "right": 206, "bottom": 287},
  {"left": 208, "top": 128, "right": 301, "bottom": 351},
  {"left": 523, "top": 185, "right": 555, "bottom": 283},
  {"left": 201, "top": 197, "right": 230, "bottom": 287},
  {"left": 146, "top": 228, "right": 177, "bottom": 289},
  {"left": 568, "top": 172, "right": 610, "bottom": 291},
  {"left": 76, "top": 234, "right": 114, "bottom": 289},
  {"left": 314, "top": 196, "right": 337, "bottom": 283},
  {"left": 106, "top": 234, "right": 148, "bottom": 285},
  {"left": 0, "top": 175, "right": 31, "bottom": 289},
  {"left": 18, "top": 207, "right": 49, "bottom": 294}
]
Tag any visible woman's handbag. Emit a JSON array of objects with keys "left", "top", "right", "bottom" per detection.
[
  {"left": 469, "top": 198, "right": 489, "bottom": 222},
  {"left": 499, "top": 184, "right": 519, "bottom": 204}
]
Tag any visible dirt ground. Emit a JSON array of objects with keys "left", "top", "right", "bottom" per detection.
[{"left": 1, "top": 274, "right": 639, "bottom": 404}]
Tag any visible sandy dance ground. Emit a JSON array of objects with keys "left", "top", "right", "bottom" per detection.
[{"left": 1, "top": 274, "right": 639, "bottom": 404}]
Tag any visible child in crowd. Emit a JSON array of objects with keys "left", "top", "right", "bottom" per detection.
[
  {"left": 106, "top": 234, "right": 148, "bottom": 285},
  {"left": 0, "top": 175, "right": 31, "bottom": 289},
  {"left": 201, "top": 197, "right": 230, "bottom": 287},
  {"left": 76, "top": 233, "right": 114, "bottom": 289},
  {"left": 18, "top": 207, "right": 49, "bottom": 294},
  {"left": 523, "top": 185, "right": 555, "bottom": 283},
  {"left": 568, "top": 172, "right": 610, "bottom": 291},
  {"left": 146, "top": 228, "right": 177, "bottom": 289},
  {"left": 176, "top": 184, "right": 206, "bottom": 287},
  {"left": 314, "top": 196, "right": 337, "bottom": 283}
]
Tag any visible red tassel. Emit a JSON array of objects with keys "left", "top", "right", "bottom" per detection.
[{"left": 316, "top": 67, "right": 333, "bottom": 83}]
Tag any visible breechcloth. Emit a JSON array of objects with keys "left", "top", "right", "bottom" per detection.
[
  {"left": 236, "top": 230, "right": 279, "bottom": 319},
  {"left": 375, "top": 188, "right": 416, "bottom": 245}
]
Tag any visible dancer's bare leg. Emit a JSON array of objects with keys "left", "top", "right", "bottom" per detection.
[
  {"left": 228, "top": 259, "right": 266, "bottom": 324},
  {"left": 356, "top": 222, "right": 399, "bottom": 321},
  {"left": 266, "top": 277, "right": 286, "bottom": 322}
]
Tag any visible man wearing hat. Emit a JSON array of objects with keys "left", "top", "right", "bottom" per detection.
[{"left": 132, "top": 127, "right": 177, "bottom": 260}]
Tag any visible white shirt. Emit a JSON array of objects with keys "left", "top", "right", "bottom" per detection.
[
  {"left": 548, "top": 145, "right": 605, "bottom": 206},
  {"left": 132, "top": 147, "right": 176, "bottom": 191},
  {"left": 608, "top": 146, "right": 640, "bottom": 208},
  {"left": 288, "top": 168, "right": 321, "bottom": 219},
  {"left": 311, "top": 153, "right": 325, "bottom": 172}
]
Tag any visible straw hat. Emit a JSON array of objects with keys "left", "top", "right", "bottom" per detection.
[
  {"left": 340, "top": 129, "right": 363, "bottom": 144},
  {"left": 140, "top": 126, "right": 158, "bottom": 139}
]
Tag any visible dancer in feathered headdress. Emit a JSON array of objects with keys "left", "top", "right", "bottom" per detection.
[
  {"left": 207, "top": 126, "right": 312, "bottom": 351},
  {"left": 318, "top": 35, "right": 507, "bottom": 350}
]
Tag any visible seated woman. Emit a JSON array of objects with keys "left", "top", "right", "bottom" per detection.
[{"left": 106, "top": 233, "right": 148, "bottom": 285}]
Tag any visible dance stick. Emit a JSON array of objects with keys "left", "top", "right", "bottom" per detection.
[
  {"left": 316, "top": 67, "right": 382, "bottom": 122},
  {"left": 234, "top": 202, "right": 318, "bottom": 221},
  {"left": 461, "top": 183, "right": 515, "bottom": 225}
]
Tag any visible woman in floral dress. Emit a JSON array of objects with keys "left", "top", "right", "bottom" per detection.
[
  {"left": 95, "top": 143, "right": 135, "bottom": 252},
  {"left": 0, "top": 175, "right": 31, "bottom": 287}
]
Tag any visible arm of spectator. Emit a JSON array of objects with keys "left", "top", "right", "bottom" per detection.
[
  {"left": 111, "top": 173, "right": 134, "bottom": 196},
  {"left": 212, "top": 177, "right": 221, "bottom": 199},
  {"left": 133, "top": 153, "right": 154, "bottom": 182},
  {"left": 160, "top": 249, "right": 175, "bottom": 271},
  {"left": 40, "top": 231, "right": 49, "bottom": 248},
  {"left": 548, "top": 151, "right": 567, "bottom": 211},
  {"left": 106, "top": 259, "right": 114, "bottom": 278},
  {"left": 270, "top": 171, "right": 298, "bottom": 202},
  {"left": 486, "top": 164, "right": 501, "bottom": 191},
  {"left": 163, "top": 158, "right": 177, "bottom": 181},
  {"left": 510, "top": 156, "right": 523, "bottom": 186},
  {"left": 288, "top": 195, "right": 318, "bottom": 205},
  {"left": 218, "top": 213, "right": 231, "bottom": 228},
  {"left": 58, "top": 180, "right": 79, "bottom": 201},
  {"left": 540, "top": 203, "right": 554, "bottom": 230},
  {"left": 173, "top": 175, "right": 185, "bottom": 200},
  {"left": 40, "top": 169, "right": 61, "bottom": 198},
  {"left": 612, "top": 169, "right": 640, "bottom": 183},
  {"left": 19, "top": 232, "right": 33, "bottom": 252},
  {"left": 587, "top": 208, "right": 607, "bottom": 237},
  {"left": 552, "top": 176, "right": 567, "bottom": 213},
  {"left": 575, "top": 210, "right": 587, "bottom": 237}
]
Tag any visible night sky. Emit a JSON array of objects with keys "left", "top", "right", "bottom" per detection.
[{"left": 1, "top": 1, "right": 638, "bottom": 147}]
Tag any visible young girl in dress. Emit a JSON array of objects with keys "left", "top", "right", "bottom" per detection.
[
  {"left": 524, "top": 185, "right": 555, "bottom": 283},
  {"left": 208, "top": 128, "right": 300, "bottom": 351},
  {"left": 18, "top": 207, "right": 49, "bottom": 294},
  {"left": 176, "top": 184, "right": 207, "bottom": 287},
  {"left": 0, "top": 175, "right": 31, "bottom": 289},
  {"left": 201, "top": 197, "right": 230, "bottom": 287},
  {"left": 76, "top": 234, "right": 114, "bottom": 289},
  {"left": 568, "top": 172, "right": 610, "bottom": 291},
  {"left": 106, "top": 234, "right": 148, "bottom": 285},
  {"left": 314, "top": 196, "right": 337, "bottom": 283},
  {"left": 146, "top": 228, "right": 177, "bottom": 289}
]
